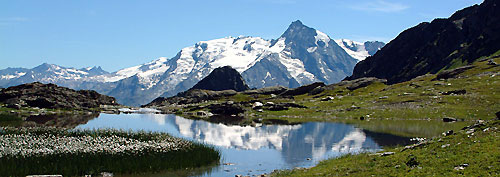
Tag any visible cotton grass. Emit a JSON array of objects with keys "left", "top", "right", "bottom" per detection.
[{"left": 0, "top": 127, "right": 220, "bottom": 176}]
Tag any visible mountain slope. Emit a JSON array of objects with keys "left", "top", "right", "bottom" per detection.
[{"left": 347, "top": 0, "right": 500, "bottom": 84}]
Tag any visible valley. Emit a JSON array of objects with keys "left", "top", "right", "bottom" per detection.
[{"left": 0, "top": 0, "right": 499, "bottom": 176}]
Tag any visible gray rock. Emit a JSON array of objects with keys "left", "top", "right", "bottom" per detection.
[
  {"left": 196, "top": 111, "right": 211, "bottom": 117},
  {"left": 488, "top": 59, "right": 498, "bottom": 66},
  {"left": 381, "top": 152, "right": 395, "bottom": 156},
  {"left": 442, "top": 89, "right": 466, "bottom": 95},
  {"left": 442, "top": 130, "right": 454, "bottom": 136},
  {"left": 443, "top": 117, "right": 458, "bottom": 122},
  {"left": 454, "top": 164, "right": 469, "bottom": 171},
  {"left": 321, "top": 96, "right": 335, "bottom": 101},
  {"left": 252, "top": 102, "right": 263, "bottom": 109}
]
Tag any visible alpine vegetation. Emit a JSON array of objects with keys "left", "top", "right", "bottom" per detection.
[{"left": 0, "top": 127, "right": 220, "bottom": 176}]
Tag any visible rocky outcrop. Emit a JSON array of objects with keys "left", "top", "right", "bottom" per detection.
[
  {"left": 340, "top": 77, "right": 387, "bottom": 91},
  {"left": 280, "top": 82, "right": 326, "bottom": 96},
  {"left": 0, "top": 82, "right": 118, "bottom": 110},
  {"left": 143, "top": 89, "right": 238, "bottom": 107},
  {"left": 433, "top": 65, "right": 475, "bottom": 80},
  {"left": 347, "top": 0, "right": 500, "bottom": 84},
  {"left": 242, "top": 86, "right": 289, "bottom": 95},
  {"left": 191, "top": 66, "right": 249, "bottom": 92}
]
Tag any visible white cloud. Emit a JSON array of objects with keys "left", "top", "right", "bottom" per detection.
[{"left": 350, "top": 0, "right": 409, "bottom": 13}]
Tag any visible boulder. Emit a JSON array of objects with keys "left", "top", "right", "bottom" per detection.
[
  {"left": 441, "top": 89, "right": 466, "bottom": 95},
  {"left": 442, "top": 130, "right": 454, "bottom": 136},
  {"left": 252, "top": 102, "right": 263, "bottom": 109},
  {"left": 487, "top": 59, "right": 498, "bottom": 66},
  {"left": 321, "top": 96, "right": 335, "bottom": 101},
  {"left": 443, "top": 117, "right": 458, "bottom": 122}
]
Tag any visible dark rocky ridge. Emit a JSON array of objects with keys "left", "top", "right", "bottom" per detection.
[
  {"left": 191, "top": 66, "right": 250, "bottom": 92},
  {"left": 347, "top": 0, "right": 500, "bottom": 84},
  {"left": 143, "top": 66, "right": 249, "bottom": 107},
  {"left": 0, "top": 82, "right": 118, "bottom": 110}
]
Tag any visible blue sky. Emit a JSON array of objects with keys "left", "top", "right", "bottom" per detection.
[{"left": 0, "top": 0, "right": 482, "bottom": 72}]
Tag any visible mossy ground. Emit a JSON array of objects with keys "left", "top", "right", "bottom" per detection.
[{"left": 271, "top": 119, "right": 499, "bottom": 177}]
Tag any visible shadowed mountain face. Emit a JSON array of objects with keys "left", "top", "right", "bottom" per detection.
[
  {"left": 190, "top": 66, "right": 249, "bottom": 92},
  {"left": 347, "top": 0, "right": 500, "bottom": 84}
]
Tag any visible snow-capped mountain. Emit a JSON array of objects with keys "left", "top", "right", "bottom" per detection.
[
  {"left": 0, "top": 20, "right": 381, "bottom": 106},
  {"left": 242, "top": 21, "right": 357, "bottom": 88},
  {"left": 0, "top": 67, "right": 29, "bottom": 87},
  {"left": 335, "top": 39, "right": 385, "bottom": 61},
  {"left": 3, "top": 63, "right": 109, "bottom": 88}
]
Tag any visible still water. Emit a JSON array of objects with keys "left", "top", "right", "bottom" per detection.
[{"left": 76, "top": 114, "right": 411, "bottom": 177}]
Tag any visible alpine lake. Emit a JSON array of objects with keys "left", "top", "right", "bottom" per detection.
[{"left": 3, "top": 112, "right": 470, "bottom": 177}]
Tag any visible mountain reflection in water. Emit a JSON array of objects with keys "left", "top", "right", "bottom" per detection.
[{"left": 77, "top": 114, "right": 410, "bottom": 176}]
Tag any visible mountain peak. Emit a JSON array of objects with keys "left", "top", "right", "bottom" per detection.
[
  {"left": 34, "top": 63, "right": 56, "bottom": 70},
  {"left": 190, "top": 66, "right": 250, "bottom": 92},
  {"left": 280, "top": 20, "right": 317, "bottom": 41},
  {"left": 284, "top": 20, "right": 312, "bottom": 33},
  {"left": 290, "top": 20, "right": 304, "bottom": 27}
]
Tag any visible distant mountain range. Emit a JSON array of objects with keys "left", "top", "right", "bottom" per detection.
[
  {"left": 0, "top": 21, "right": 384, "bottom": 106},
  {"left": 347, "top": 0, "right": 499, "bottom": 84}
]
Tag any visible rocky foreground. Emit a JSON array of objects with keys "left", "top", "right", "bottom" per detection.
[{"left": 0, "top": 82, "right": 118, "bottom": 110}]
